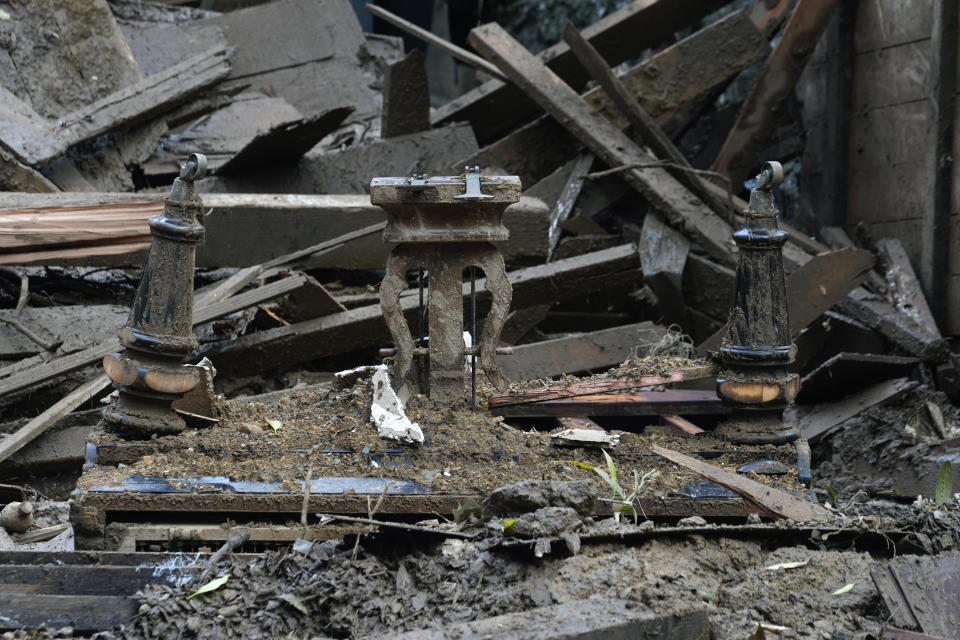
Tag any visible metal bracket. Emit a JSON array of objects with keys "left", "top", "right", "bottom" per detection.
[{"left": 455, "top": 166, "right": 492, "bottom": 201}]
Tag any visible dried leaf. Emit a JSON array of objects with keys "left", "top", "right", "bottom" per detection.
[
  {"left": 760, "top": 622, "right": 790, "bottom": 632},
  {"left": 277, "top": 593, "right": 309, "bottom": 614},
  {"left": 765, "top": 560, "right": 808, "bottom": 571},
  {"left": 266, "top": 418, "right": 282, "bottom": 432},
  {"left": 188, "top": 574, "right": 229, "bottom": 599},
  {"left": 832, "top": 582, "right": 855, "bottom": 595},
  {"left": 935, "top": 461, "right": 953, "bottom": 506}
]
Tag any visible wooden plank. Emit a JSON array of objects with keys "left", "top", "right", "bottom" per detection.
[
  {"left": 434, "top": 0, "right": 727, "bottom": 145},
  {"left": 798, "top": 377, "right": 917, "bottom": 443},
  {"left": 381, "top": 50, "right": 431, "bottom": 138},
  {"left": 0, "top": 374, "right": 111, "bottom": 466},
  {"left": 489, "top": 390, "right": 726, "bottom": 418},
  {"left": 463, "top": 11, "right": 768, "bottom": 188},
  {"left": 0, "top": 565, "right": 157, "bottom": 596},
  {"left": 837, "top": 293, "right": 950, "bottom": 362},
  {"left": 55, "top": 45, "right": 232, "bottom": 157},
  {"left": 661, "top": 414, "right": 705, "bottom": 435},
  {"left": 468, "top": 22, "right": 736, "bottom": 266},
  {"left": 0, "top": 594, "right": 137, "bottom": 631},
  {"left": 489, "top": 366, "right": 714, "bottom": 407},
  {"left": 922, "top": 0, "right": 957, "bottom": 330},
  {"left": 364, "top": 4, "right": 505, "bottom": 81},
  {"left": 697, "top": 248, "right": 875, "bottom": 353},
  {"left": 651, "top": 445, "right": 832, "bottom": 523},
  {"left": 193, "top": 272, "right": 315, "bottom": 324},
  {"left": 886, "top": 555, "right": 960, "bottom": 638},
  {"left": 713, "top": 0, "right": 841, "bottom": 189},
  {"left": 546, "top": 153, "right": 593, "bottom": 260},
  {"left": 798, "top": 352, "right": 920, "bottom": 403},
  {"left": 640, "top": 212, "right": 689, "bottom": 327},
  {"left": 562, "top": 21, "right": 733, "bottom": 222},
  {"left": 498, "top": 322, "right": 665, "bottom": 382},
  {"left": 207, "top": 244, "right": 645, "bottom": 376},
  {"left": 877, "top": 237, "right": 941, "bottom": 336}
]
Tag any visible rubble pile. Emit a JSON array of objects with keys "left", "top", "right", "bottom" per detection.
[{"left": 0, "top": 0, "right": 958, "bottom": 638}]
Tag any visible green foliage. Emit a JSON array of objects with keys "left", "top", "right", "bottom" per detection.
[
  {"left": 935, "top": 461, "right": 953, "bottom": 507},
  {"left": 567, "top": 449, "right": 659, "bottom": 524},
  {"left": 188, "top": 574, "right": 229, "bottom": 599}
]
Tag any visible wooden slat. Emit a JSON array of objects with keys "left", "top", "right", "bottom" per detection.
[
  {"left": 0, "top": 565, "right": 158, "bottom": 596},
  {"left": 468, "top": 22, "right": 736, "bottom": 266},
  {"left": 0, "top": 594, "right": 137, "bottom": 631}
]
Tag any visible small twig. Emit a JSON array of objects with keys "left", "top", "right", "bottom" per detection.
[
  {"left": 301, "top": 464, "right": 313, "bottom": 534},
  {"left": 198, "top": 531, "right": 250, "bottom": 584},
  {"left": 0, "top": 266, "right": 60, "bottom": 351},
  {"left": 319, "top": 513, "right": 476, "bottom": 539},
  {"left": 584, "top": 162, "right": 734, "bottom": 205},
  {"left": 0, "top": 267, "right": 29, "bottom": 315}
]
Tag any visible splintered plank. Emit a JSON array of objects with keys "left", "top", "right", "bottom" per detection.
[
  {"left": 489, "top": 366, "right": 715, "bottom": 407},
  {"left": 464, "top": 10, "right": 768, "bottom": 189},
  {"left": 469, "top": 23, "right": 736, "bottom": 266},
  {"left": 489, "top": 390, "right": 725, "bottom": 418},
  {"left": 713, "top": 0, "right": 841, "bottom": 187},
  {"left": 697, "top": 248, "right": 875, "bottom": 353},
  {"left": 0, "top": 374, "right": 111, "bottom": 465},
  {"left": 876, "top": 237, "right": 941, "bottom": 338},
  {"left": 651, "top": 445, "right": 832, "bottom": 523},
  {"left": 434, "top": 0, "right": 727, "bottom": 145},
  {"left": 0, "top": 594, "right": 137, "bottom": 632}
]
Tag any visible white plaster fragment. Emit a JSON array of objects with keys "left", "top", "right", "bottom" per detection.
[
  {"left": 370, "top": 364, "right": 424, "bottom": 443},
  {"left": 550, "top": 429, "right": 620, "bottom": 447}
]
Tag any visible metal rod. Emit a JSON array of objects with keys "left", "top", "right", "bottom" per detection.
[
  {"left": 418, "top": 266, "right": 426, "bottom": 393},
  {"left": 471, "top": 266, "right": 477, "bottom": 411}
]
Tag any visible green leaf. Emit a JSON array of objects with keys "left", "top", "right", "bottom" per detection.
[
  {"left": 266, "top": 418, "right": 282, "bottom": 432},
  {"left": 602, "top": 449, "right": 618, "bottom": 486},
  {"left": 765, "top": 560, "right": 808, "bottom": 571},
  {"left": 832, "top": 583, "right": 855, "bottom": 595},
  {"left": 567, "top": 460, "right": 594, "bottom": 470},
  {"left": 935, "top": 461, "right": 953, "bottom": 506},
  {"left": 503, "top": 519, "right": 516, "bottom": 532},
  {"left": 188, "top": 574, "right": 229, "bottom": 599}
]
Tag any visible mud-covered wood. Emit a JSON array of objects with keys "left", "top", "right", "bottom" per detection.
[
  {"left": 652, "top": 445, "right": 832, "bottom": 523},
  {"left": 433, "top": 0, "right": 727, "bottom": 145},
  {"left": 640, "top": 212, "right": 689, "bottom": 327},
  {"left": 0, "top": 594, "right": 137, "bottom": 632},
  {"left": 877, "top": 237, "right": 941, "bottom": 338},
  {"left": 381, "top": 50, "right": 431, "bottom": 138},
  {"left": 461, "top": 11, "right": 768, "bottom": 189},
  {"left": 798, "top": 378, "right": 918, "bottom": 443},
  {"left": 798, "top": 352, "right": 920, "bottom": 403},
  {"left": 469, "top": 22, "right": 736, "bottom": 267}
]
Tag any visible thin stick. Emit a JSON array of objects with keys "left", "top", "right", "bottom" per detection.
[
  {"left": 300, "top": 464, "right": 313, "bottom": 533},
  {"left": 197, "top": 531, "right": 250, "bottom": 584},
  {"left": 318, "top": 513, "right": 475, "bottom": 539},
  {"left": 470, "top": 266, "right": 476, "bottom": 411},
  {"left": 365, "top": 4, "right": 507, "bottom": 81},
  {"left": 0, "top": 266, "right": 60, "bottom": 351},
  {"left": 585, "top": 162, "right": 733, "bottom": 197}
]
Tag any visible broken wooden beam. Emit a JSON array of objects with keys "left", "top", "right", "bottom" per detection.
[
  {"left": 876, "top": 237, "right": 941, "bottom": 338},
  {"left": 489, "top": 390, "right": 725, "bottom": 418},
  {"left": 0, "top": 374, "right": 110, "bottom": 465},
  {"left": 562, "top": 21, "right": 734, "bottom": 222},
  {"left": 837, "top": 292, "right": 950, "bottom": 362},
  {"left": 469, "top": 22, "right": 736, "bottom": 266},
  {"left": 713, "top": 0, "right": 840, "bottom": 188},
  {"left": 463, "top": 10, "right": 768, "bottom": 188},
  {"left": 651, "top": 445, "right": 832, "bottom": 523},
  {"left": 380, "top": 50, "right": 431, "bottom": 138},
  {"left": 206, "top": 243, "right": 645, "bottom": 376},
  {"left": 639, "top": 212, "right": 689, "bottom": 327},
  {"left": 434, "top": 0, "right": 727, "bottom": 145}
]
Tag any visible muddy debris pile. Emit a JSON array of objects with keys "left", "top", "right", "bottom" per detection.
[{"left": 0, "top": 0, "right": 959, "bottom": 639}]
